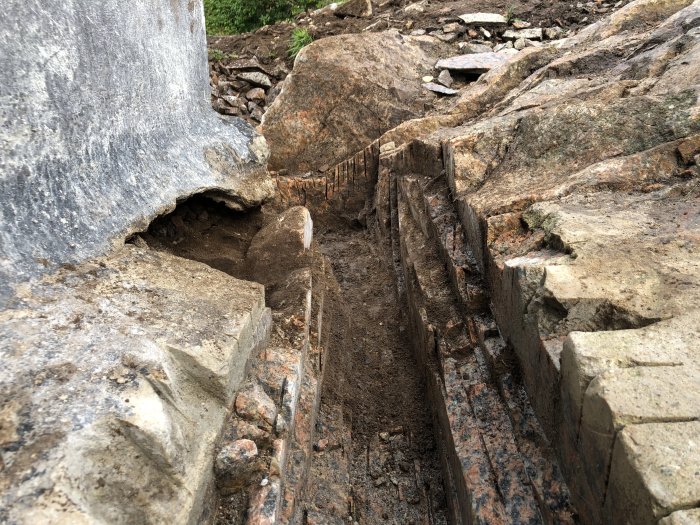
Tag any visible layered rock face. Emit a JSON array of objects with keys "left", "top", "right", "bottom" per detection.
[
  {"left": 0, "top": 1, "right": 275, "bottom": 523},
  {"left": 373, "top": 0, "right": 700, "bottom": 522},
  {"left": 273, "top": 0, "right": 700, "bottom": 523},
  {"left": 0, "top": 0, "right": 273, "bottom": 303}
]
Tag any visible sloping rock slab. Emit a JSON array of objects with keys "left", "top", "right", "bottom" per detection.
[
  {"left": 0, "top": 0, "right": 273, "bottom": 304},
  {"left": 436, "top": 51, "right": 517, "bottom": 73},
  {"left": 262, "top": 30, "right": 450, "bottom": 173},
  {"left": 423, "top": 82, "right": 458, "bottom": 95},
  {"left": 0, "top": 246, "right": 268, "bottom": 524}
]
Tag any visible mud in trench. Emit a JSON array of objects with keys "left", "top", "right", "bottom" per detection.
[
  {"left": 134, "top": 197, "right": 448, "bottom": 524},
  {"left": 303, "top": 226, "right": 449, "bottom": 525}
]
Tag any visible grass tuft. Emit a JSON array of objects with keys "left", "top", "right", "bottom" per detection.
[{"left": 288, "top": 28, "right": 314, "bottom": 58}]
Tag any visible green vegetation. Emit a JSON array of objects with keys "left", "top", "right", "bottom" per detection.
[
  {"left": 288, "top": 28, "right": 314, "bottom": 58},
  {"left": 504, "top": 4, "right": 518, "bottom": 24},
  {"left": 204, "top": 0, "right": 333, "bottom": 35}
]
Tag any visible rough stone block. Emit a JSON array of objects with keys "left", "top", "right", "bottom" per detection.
[
  {"left": 215, "top": 439, "right": 262, "bottom": 492},
  {"left": 0, "top": 246, "right": 267, "bottom": 524},
  {"left": 235, "top": 383, "right": 279, "bottom": 431},
  {"left": 459, "top": 13, "right": 508, "bottom": 25},
  {"left": 0, "top": 0, "right": 273, "bottom": 303},
  {"left": 604, "top": 422, "right": 700, "bottom": 525},
  {"left": 580, "top": 366, "right": 700, "bottom": 512},
  {"left": 436, "top": 51, "right": 518, "bottom": 73},
  {"left": 247, "top": 207, "right": 314, "bottom": 285}
]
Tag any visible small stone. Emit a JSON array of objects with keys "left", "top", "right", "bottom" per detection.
[
  {"left": 512, "top": 20, "right": 532, "bottom": 29},
  {"left": 235, "top": 383, "right": 278, "bottom": 430},
  {"left": 467, "top": 28, "right": 479, "bottom": 38},
  {"left": 514, "top": 37, "right": 533, "bottom": 50},
  {"left": 314, "top": 438, "right": 329, "bottom": 451},
  {"left": 379, "top": 431, "right": 390, "bottom": 441},
  {"left": 458, "top": 12, "right": 507, "bottom": 25},
  {"left": 494, "top": 41, "right": 514, "bottom": 52},
  {"left": 442, "top": 22, "right": 464, "bottom": 34},
  {"left": 544, "top": 26, "right": 564, "bottom": 40},
  {"left": 250, "top": 106, "right": 264, "bottom": 122},
  {"left": 246, "top": 88, "right": 266, "bottom": 102},
  {"left": 222, "top": 95, "right": 241, "bottom": 107},
  {"left": 374, "top": 476, "right": 387, "bottom": 487},
  {"left": 432, "top": 31, "right": 459, "bottom": 43},
  {"left": 236, "top": 71, "right": 272, "bottom": 88},
  {"left": 422, "top": 75, "right": 434, "bottom": 83},
  {"left": 480, "top": 27, "right": 492, "bottom": 38},
  {"left": 410, "top": 29, "right": 426, "bottom": 36},
  {"left": 215, "top": 439, "right": 261, "bottom": 490},
  {"left": 503, "top": 28, "right": 543, "bottom": 40},
  {"left": 437, "top": 69, "right": 453, "bottom": 88},
  {"left": 403, "top": 1, "right": 426, "bottom": 14}
]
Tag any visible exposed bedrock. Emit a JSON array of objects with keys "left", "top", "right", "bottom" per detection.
[
  {"left": 0, "top": 248, "right": 271, "bottom": 524},
  {"left": 266, "top": 0, "right": 700, "bottom": 523},
  {"left": 0, "top": 1, "right": 275, "bottom": 523},
  {"left": 0, "top": 0, "right": 273, "bottom": 303},
  {"left": 261, "top": 30, "right": 451, "bottom": 174},
  {"left": 378, "top": 1, "right": 700, "bottom": 523}
]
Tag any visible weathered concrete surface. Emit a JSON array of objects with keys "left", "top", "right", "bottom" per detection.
[
  {"left": 0, "top": 246, "right": 269, "bottom": 524},
  {"left": 261, "top": 30, "right": 450, "bottom": 174},
  {"left": 0, "top": 0, "right": 274, "bottom": 304}
]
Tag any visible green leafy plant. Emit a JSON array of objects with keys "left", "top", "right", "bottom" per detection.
[
  {"left": 288, "top": 28, "right": 313, "bottom": 58},
  {"left": 204, "top": 0, "right": 331, "bottom": 35},
  {"left": 208, "top": 48, "right": 226, "bottom": 61}
]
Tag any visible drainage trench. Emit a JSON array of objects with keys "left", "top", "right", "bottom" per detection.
[
  {"left": 134, "top": 195, "right": 449, "bottom": 524},
  {"left": 134, "top": 164, "right": 577, "bottom": 525}
]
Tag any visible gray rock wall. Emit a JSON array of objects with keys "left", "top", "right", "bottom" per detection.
[{"left": 0, "top": 0, "right": 273, "bottom": 304}]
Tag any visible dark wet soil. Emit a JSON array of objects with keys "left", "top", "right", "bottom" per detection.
[{"left": 305, "top": 225, "right": 449, "bottom": 524}]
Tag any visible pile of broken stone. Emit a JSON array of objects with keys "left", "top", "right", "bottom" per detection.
[
  {"left": 421, "top": 11, "right": 564, "bottom": 95},
  {"left": 210, "top": 57, "right": 288, "bottom": 123}
]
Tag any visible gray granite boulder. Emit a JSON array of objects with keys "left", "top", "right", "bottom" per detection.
[
  {"left": 0, "top": 246, "right": 271, "bottom": 524},
  {"left": 0, "top": 0, "right": 274, "bottom": 304}
]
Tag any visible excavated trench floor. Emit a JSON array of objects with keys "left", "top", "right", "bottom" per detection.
[
  {"left": 308, "top": 228, "right": 448, "bottom": 525},
  {"left": 137, "top": 197, "right": 449, "bottom": 524}
]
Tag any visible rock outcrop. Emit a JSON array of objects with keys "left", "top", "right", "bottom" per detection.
[
  {"left": 262, "top": 30, "right": 450, "bottom": 174},
  {"left": 0, "top": 1, "right": 276, "bottom": 523},
  {"left": 0, "top": 247, "right": 270, "bottom": 524},
  {"left": 270, "top": 0, "right": 700, "bottom": 523},
  {"left": 0, "top": 0, "right": 273, "bottom": 304},
  {"left": 374, "top": 0, "right": 700, "bottom": 522}
]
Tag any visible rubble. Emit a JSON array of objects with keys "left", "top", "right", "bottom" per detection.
[{"left": 435, "top": 50, "right": 518, "bottom": 73}]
